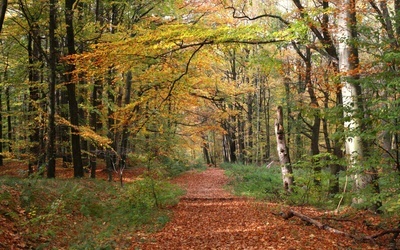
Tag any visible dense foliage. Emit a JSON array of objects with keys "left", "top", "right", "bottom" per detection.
[{"left": 0, "top": 0, "right": 399, "bottom": 214}]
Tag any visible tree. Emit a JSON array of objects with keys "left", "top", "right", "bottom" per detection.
[
  {"left": 47, "top": 0, "right": 57, "bottom": 178},
  {"left": 275, "top": 106, "right": 294, "bottom": 192},
  {"left": 64, "top": 0, "right": 84, "bottom": 177},
  {"left": 338, "top": 0, "right": 378, "bottom": 206},
  {"left": 0, "top": 0, "right": 6, "bottom": 166}
]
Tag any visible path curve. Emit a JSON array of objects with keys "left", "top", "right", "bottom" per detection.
[{"left": 131, "top": 168, "right": 383, "bottom": 249}]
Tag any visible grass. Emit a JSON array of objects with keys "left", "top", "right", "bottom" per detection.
[
  {"left": 221, "top": 162, "right": 284, "bottom": 200},
  {"left": 221, "top": 162, "right": 346, "bottom": 210},
  {"left": 0, "top": 175, "right": 184, "bottom": 249}
]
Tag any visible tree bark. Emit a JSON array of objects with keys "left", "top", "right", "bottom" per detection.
[
  {"left": 0, "top": 0, "right": 7, "bottom": 34},
  {"left": 47, "top": 0, "right": 57, "bottom": 178},
  {"left": 89, "top": 0, "right": 104, "bottom": 178},
  {"left": 263, "top": 88, "right": 271, "bottom": 160},
  {"left": 106, "top": 70, "right": 117, "bottom": 181},
  {"left": 89, "top": 79, "right": 101, "bottom": 178},
  {"left": 339, "top": 0, "right": 378, "bottom": 205},
  {"left": 27, "top": 24, "right": 44, "bottom": 174},
  {"left": 117, "top": 71, "right": 133, "bottom": 185},
  {"left": 6, "top": 86, "right": 11, "bottom": 153},
  {"left": 65, "top": 0, "right": 84, "bottom": 177},
  {"left": 275, "top": 106, "right": 294, "bottom": 192}
]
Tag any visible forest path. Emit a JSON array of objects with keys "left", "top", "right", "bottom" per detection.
[{"left": 130, "top": 168, "right": 380, "bottom": 250}]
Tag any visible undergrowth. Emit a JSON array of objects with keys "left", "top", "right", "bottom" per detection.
[
  {"left": 221, "top": 162, "right": 283, "bottom": 201},
  {"left": 221, "top": 162, "right": 342, "bottom": 209},
  {"left": 0, "top": 174, "right": 184, "bottom": 249},
  {"left": 221, "top": 162, "right": 400, "bottom": 214}
]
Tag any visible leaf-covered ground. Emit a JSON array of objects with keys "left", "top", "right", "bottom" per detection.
[{"left": 131, "top": 168, "right": 394, "bottom": 249}]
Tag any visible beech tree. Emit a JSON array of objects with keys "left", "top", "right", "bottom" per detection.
[
  {"left": 47, "top": 0, "right": 57, "bottom": 178},
  {"left": 65, "top": 0, "right": 84, "bottom": 177}
]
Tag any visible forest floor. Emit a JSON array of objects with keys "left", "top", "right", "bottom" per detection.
[
  {"left": 131, "top": 168, "right": 395, "bottom": 250},
  {"left": 0, "top": 162, "right": 397, "bottom": 249}
]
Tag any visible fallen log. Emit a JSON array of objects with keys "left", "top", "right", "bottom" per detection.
[
  {"left": 281, "top": 209, "right": 355, "bottom": 239},
  {"left": 279, "top": 209, "right": 400, "bottom": 245}
]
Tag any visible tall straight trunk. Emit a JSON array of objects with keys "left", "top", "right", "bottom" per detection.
[
  {"left": 89, "top": 0, "right": 104, "bottom": 178},
  {"left": 305, "top": 48, "right": 321, "bottom": 185},
  {"left": 339, "top": 0, "right": 377, "bottom": 204},
  {"left": 27, "top": 28, "right": 42, "bottom": 174},
  {"left": 0, "top": 2, "right": 6, "bottom": 161},
  {"left": 0, "top": 56, "right": 8, "bottom": 166},
  {"left": 237, "top": 118, "right": 245, "bottom": 163},
  {"left": 47, "top": 0, "right": 57, "bottom": 178},
  {"left": 222, "top": 134, "right": 229, "bottom": 162},
  {"left": 255, "top": 75, "right": 261, "bottom": 164},
  {"left": 89, "top": 79, "right": 101, "bottom": 178},
  {"left": 118, "top": 71, "right": 133, "bottom": 185},
  {"left": 106, "top": 70, "right": 117, "bottom": 181},
  {"left": 6, "top": 86, "right": 11, "bottom": 152},
  {"left": 247, "top": 92, "right": 254, "bottom": 164},
  {"left": 105, "top": 2, "right": 121, "bottom": 181},
  {"left": 275, "top": 106, "right": 294, "bottom": 192},
  {"left": 263, "top": 88, "right": 271, "bottom": 160},
  {"left": 65, "top": 0, "right": 83, "bottom": 177},
  {"left": 339, "top": 0, "right": 362, "bottom": 177},
  {"left": 284, "top": 78, "right": 292, "bottom": 147}
]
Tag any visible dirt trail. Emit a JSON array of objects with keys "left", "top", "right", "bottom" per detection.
[{"left": 131, "top": 168, "right": 384, "bottom": 249}]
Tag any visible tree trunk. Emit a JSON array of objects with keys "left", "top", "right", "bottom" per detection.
[
  {"left": 275, "top": 106, "right": 294, "bottom": 192},
  {"left": 89, "top": 0, "right": 104, "bottom": 178},
  {"left": 247, "top": 92, "right": 254, "bottom": 164},
  {"left": 339, "top": 0, "right": 376, "bottom": 203},
  {"left": 305, "top": 48, "right": 321, "bottom": 185},
  {"left": 203, "top": 140, "right": 212, "bottom": 165},
  {"left": 222, "top": 134, "right": 229, "bottom": 162},
  {"left": 118, "top": 71, "right": 133, "bottom": 185},
  {"left": 89, "top": 79, "right": 101, "bottom": 178},
  {"left": 6, "top": 86, "right": 11, "bottom": 153},
  {"left": 263, "top": 88, "right": 271, "bottom": 160},
  {"left": 47, "top": 0, "right": 57, "bottom": 178},
  {"left": 65, "top": 0, "right": 84, "bottom": 177},
  {"left": 0, "top": 3, "right": 6, "bottom": 165},
  {"left": 106, "top": 70, "right": 117, "bottom": 181},
  {"left": 0, "top": 0, "right": 7, "bottom": 34}
]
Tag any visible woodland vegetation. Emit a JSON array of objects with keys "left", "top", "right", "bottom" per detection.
[{"left": 1, "top": 0, "right": 400, "bottom": 247}]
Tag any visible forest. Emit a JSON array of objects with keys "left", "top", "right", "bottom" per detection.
[{"left": 1, "top": 0, "right": 400, "bottom": 249}]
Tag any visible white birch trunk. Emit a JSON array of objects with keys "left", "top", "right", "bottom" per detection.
[
  {"left": 275, "top": 106, "right": 294, "bottom": 192},
  {"left": 338, "top": 0, "right": 372, "bottom": 200}
]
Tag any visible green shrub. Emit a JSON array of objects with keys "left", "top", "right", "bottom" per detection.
[{"left": 221, "top": 163, "right": 283, "bottom": 200}]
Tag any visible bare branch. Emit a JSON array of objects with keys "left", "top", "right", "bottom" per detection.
[{"left": 225, "top": 5, "right": 290, "bottom": 25}]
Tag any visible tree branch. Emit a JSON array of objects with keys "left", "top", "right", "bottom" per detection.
[
  {"left": 225, "top": 5, "right": 290, "bottom": 25},
  {"left": 162, "top": 41, "right": 205, "bottom": 104}
]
